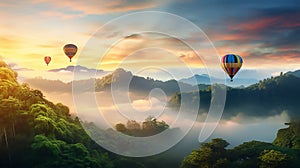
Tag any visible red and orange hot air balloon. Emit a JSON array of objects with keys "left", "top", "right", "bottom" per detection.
[
  {"left": 63, "top": 44, "right": 77, "bottom": 62},
  {"left": 221, "top": 54, "right": 243, "bottom": 82},
  {"left": 44, "top": 56, "right": 51, "bottom": 66}
]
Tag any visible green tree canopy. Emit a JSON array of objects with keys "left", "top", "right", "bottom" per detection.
[
  {"left": 180, "top": 138, "right": 230, "bottom": 168},
  {"left": 259, "top": 150, "right": 290, "bottom": 168}
]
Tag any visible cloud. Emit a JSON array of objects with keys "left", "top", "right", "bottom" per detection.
[
  {"left": 36, "top": 41, "right": 66, "bottom": 49},
  {"left": 179, "top": 52, "right": 203, "bottom": 66},
  {"left": 231, "top": 16, "right": 280, "bottom": 32},
  {"left": 105, "top": 31, "right": 122, "bottom": 39},
  {"left": 13, "top": 68, "right": 34, "bottom": 71},
  {"left": 98, "top": 32, "right": 208, "bottom": 70},
  {"left": 0, "top": 1, "right": 18, "bottom": 7},
  {"left": 32, "top": 0, "right": 163, "bottom": 15},
  {"left": 229, "top": 111, "right": 290, "bottom": 124},
  {"left": 7, "top": 62, "right": 17, "bottom": 68},
  {"left": 124, "top": 34, "right": 143, "bottom": 40},
  {"left": 7, "top": 62, "right": 34, "bottom": 71},
  {"left": 14, "top": 65, "right": 111, "bottom": 83},
  {"left": 40, "top": 11, "right": 84, "bottom": 19},
  {"left": 226, "top": 8, "right": 300, "bottom": 46},
  {"left": 262, "top": 28, "right": 300, "bottom": 49},
  {"left": 199, "top": 6, "right": 300, "bottom": 68},
  {"left": 0, "top": 35, "right": 24, "bottom": 50},
  {"left": 48, "top": 65, "right": 109, "bottom": 74}
]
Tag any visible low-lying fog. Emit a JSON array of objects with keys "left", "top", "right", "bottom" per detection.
[{"left": 38, "top": 88, "right": 289, "bottom": 148}]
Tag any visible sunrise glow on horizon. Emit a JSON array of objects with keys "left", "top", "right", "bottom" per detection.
[{"left": 0, "top": 0, "right": 299, "bottom": 81}]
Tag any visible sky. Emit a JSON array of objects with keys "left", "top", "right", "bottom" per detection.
[{"left": 0, "top": 0, "right": 300, "bottom": 82}]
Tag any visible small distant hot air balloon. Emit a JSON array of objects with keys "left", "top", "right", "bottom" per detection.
[
  {"left": 44, "top": 56, "right": 51, "bottom": 66},
  {"left": 63, "top": 44, "right": 77, "bottom": 62},
  {"left": 221, "top": 54, "right": 243, "bottom": 82}
]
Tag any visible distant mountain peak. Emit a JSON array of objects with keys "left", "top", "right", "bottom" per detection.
[
  {"left": 112, "top": 68, "right": 133, "bottom": 78},
  {"left": 113, "top": 68, "right": 127, "bottom": 74},
  {"left": 179, "top": 73, "right": 259, "bottom": 87},
  {"left": 285, "top": 70, "right": 300, "bottom": 78},
  {"left": 48, "top": 65, "right": 104, "bottom": 73},
  {"left": 179, "top": 74, "right": 212, "bottom": 85}
]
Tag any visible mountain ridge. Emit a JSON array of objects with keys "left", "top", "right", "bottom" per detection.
[
  {"left": 25, "top": 68, "right": 210, "bottom": 95},
  {"left": 179, "top": 74, "right": 259, "bottom": 87},
  {"left": 170, "top": 72, "right": 300, "bottom": 119}
]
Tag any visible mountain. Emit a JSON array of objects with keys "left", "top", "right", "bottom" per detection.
[
  {"left": 179, "top": 74, "right": 259, "bottom": 87},
  {"left": 25, "top": 77, "right": 95, "bottom": 93},
  {"left": 26, "top": 68, "right": 210, "bottom": 96},
  {"left": 94, "top": 68, "right": 210, "bottom": 96},
  {"left": 179, "top": 74, "right": 212, "bottom": 85},
  {"left": 170, "top": 72, "right": 300, "bottom": 119},
  {"left": 25, "top": 77, "right": 72, "bottom": 92},
  {"left": 286, "top": 70, "right": 300, "bottom": 78}
]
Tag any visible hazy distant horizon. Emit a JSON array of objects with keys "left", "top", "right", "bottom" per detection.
[{"left": 14, "top": 63, "right": 298, "bottom": 88}]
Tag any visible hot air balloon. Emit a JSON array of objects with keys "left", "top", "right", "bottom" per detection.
[
  {"left": 221, "top": 54, "right": 243, "bottom": 82},
  {"left": 63, "top": 44, "right": 77, "bottom": 62},
  {"left": 44, "top": 56, "right": 51, "bottom": 66}
]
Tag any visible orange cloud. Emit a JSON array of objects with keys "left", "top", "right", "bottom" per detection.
[
  {"left": 229, "top": 13, "right": 300, "bottom": 32},
  {"left": 40, "top": 11, "right": 84, "bottom": 19},
  {"left": 179, "top": 52, "right": 203, "bottom": 67},
  {"left": 0, "top": 35, "right": 23, "bottom": 50},
  {"left": 98, "top": 33, "right": 205, "bottom": 70},
  {"left": 209, "top": 31, "right": 255, "bottom": 42},
  {"left": 32, "top": 0, "right": 163, "bottom": 15},
  {"left": 233, "top": 17, "right": 280, "bottom": 31}
]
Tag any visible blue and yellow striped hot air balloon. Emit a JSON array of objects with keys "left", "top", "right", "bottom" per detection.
[{"left": 221, "top": 54, "right": 243, "bottom": 82}]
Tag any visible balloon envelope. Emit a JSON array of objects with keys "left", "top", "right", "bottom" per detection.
[
  {"left": 63, "top": 44, "right": 77, "bottom": 62},
  {"left": 44, "top": 56, "right": 51, "bottom": 66},
  {"left": 221, "top": 54, "right": 243, "bottom": 81}
]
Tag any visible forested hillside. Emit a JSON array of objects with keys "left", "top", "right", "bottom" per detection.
[
  {"left": 181, "top": 121, "right": 300, "bottom": 168},
  {"left": 0, "top": 60, "right": 113, "bottom": 167},
  {"left": 0, "top": 59, "right": 186, "bottom": 168},
  {"left": 170, "top": 73, "right": 300, "bottom": 119},
  {"left": 273, "top": 121, "right": 300, "bottom": 149}
]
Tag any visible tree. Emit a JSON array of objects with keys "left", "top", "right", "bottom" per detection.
[
  {"left": 0, "top": 60, "right": 115, "bottom": 167},
  {"left": 30, "top": 135, "right": 114, "bottom": 167},
  {"left": 115, "top": 117, "right": 169, "bottom": 136},
  {"left": 259, "top": 150, "right": 290, "bottom": 168},
  {"left": 273, "top": 121, "right": 300, "bottom": 149},
  {"left": 142, "top": 116, "right": 157, "bottom": 130},
  {"left": 142, "top": 116, "right": 169, "bottom": 135},
  {"left": 0, "top": 96, "right": 21, "bottom": 163},
  {"left": 181, "top": 138, "right": 230, "bottom": 168},
  {"left": 55, "top": 103, "right": 70, "bottom": 117},
  {"left": 114, "top": 158, "right": 145, "bottom": 168},
  {"left": 115, "top": 123, "right": 127, "bottom": 132},
  {"left": 126, "top": 120, "right": 141, "bottom": 130}
]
